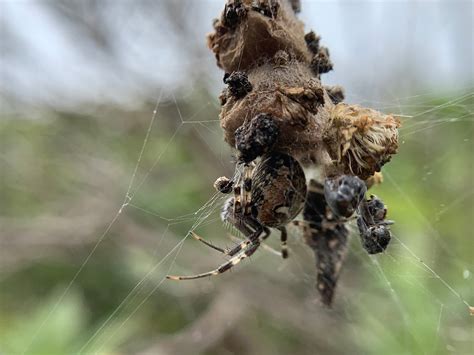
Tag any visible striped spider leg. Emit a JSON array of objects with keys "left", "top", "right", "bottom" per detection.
[
  {"left": 166, "top": 209, "right": 268, "bottom": 280},
  {"left": 166, "top": 163, "right": 267, "bottom": 281}
]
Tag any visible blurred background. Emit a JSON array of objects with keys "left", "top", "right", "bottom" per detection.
[{"left": 1, "top": 0, "right": 472, "bottom": 354}]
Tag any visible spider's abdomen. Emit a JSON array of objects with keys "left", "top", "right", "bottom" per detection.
[{"left": 251, "top": 152, "right": 307, "bottom": 227}]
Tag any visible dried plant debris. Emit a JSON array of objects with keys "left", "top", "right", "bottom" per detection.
[
  {"left": 208, "top": 0, "right": 310, "bottom": 72},
  {"left": 223, "top": 71, "right": 253, "bottom": 99},
  {"left": 234, "top": 113, "right": 280, "bottom": 163},
  {"left": 357, "top": 195, "right": 393, "bottom": 254},
  {"left": 168, "top": 0, "right": 401, "bottom": 307},
  {"left": 219, "top": 59, "right": 329, "bottom": 163},
  {"left": 324, "top": 104, "right": 400, "bottom": 180},
  {"left": 210, "top": 0, "right": 400, "bottom": 175},
  {"left": 300, "top": 180, "right": 349, "bottom": 306}
]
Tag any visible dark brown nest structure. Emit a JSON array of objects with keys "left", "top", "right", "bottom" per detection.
[
  {"left": 209, "top": 0, "right": 400, "bottom": 179},
  {"left": 168, "top": 0, "right": 401, "bottom": 307}
]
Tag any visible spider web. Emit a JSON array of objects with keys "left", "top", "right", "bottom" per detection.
[
  {"left": 19, "top": 87, "right": 473, "bottom": 355},
  {"left": 2, "top": 1, "right": 472, "bottom": 354}
]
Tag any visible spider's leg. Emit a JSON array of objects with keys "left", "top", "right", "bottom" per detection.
[
  {"left": 191, "top": 225, "right": 269, "bottom": 257},
  {"left": 166, "top": 242, "right": 261, "bottom": 280},
  {"left": 167, "top": 213, "right": 266, "bottom": 280},
  {"left": 193, "top": 161, "right": 251, "bottom": 257},
  {"left": 190, "top": 231, "right": 228, "bottom": 254},
  {"left": 225, "top": 225, "right": 269, "bottom": 256},
  {"left": 233, "top": 181, "right": 242, "bottom": 216},
  {"left": 277, "top": 226, "right": 288, "bottom": 259},
  {"left": 188, "top": 197, "right": 246, "bottom": 255},
  {"left": 231, "top": 161, "right": 254, "bottom": 217},
  {"left": 192, "top": 194, "right": 268, "bottom": 256},
  {"left": 228, "top": 233, "right": 280, "bottom": 256},
  {"left": 224, "top": 194, "right": 269, "bottom": 256}
]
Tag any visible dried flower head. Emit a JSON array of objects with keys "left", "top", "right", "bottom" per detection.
[{"left": 325, "top": 104, "right": 401, "bottom": 179}]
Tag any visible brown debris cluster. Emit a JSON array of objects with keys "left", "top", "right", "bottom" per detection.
[
  {"left": 219, "top": 59, "right": 331, "bottom": 163},
  {"left": 207, "top": 0, "right": 401, "bottom": 306},
  {"left": 208, "top": 0, "right": 400, "bottom": 182},
  {"left": 302, "top": 180, "right": 349, "bottom": 306},
  {"left": 208, "top": 0, "right": 309, "bottom": 72}
]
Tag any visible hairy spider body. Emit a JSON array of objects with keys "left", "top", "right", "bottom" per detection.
[{"left": 166, "top": 152, "right": 306, "bottom": 280}]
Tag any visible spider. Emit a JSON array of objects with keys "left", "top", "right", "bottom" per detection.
[
  {"left": 166, "top": 148, "right": 307, "bottom": 280},
  {"left": 166, "top": 115, "right": 385, "bottom": 283},
  {"left": 166, "top": 114, "right": 307, "bottom": 280}
]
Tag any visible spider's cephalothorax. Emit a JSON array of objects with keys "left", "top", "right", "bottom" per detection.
[{"left": 166, "top": 151, "right": 307, "bottom": 280}]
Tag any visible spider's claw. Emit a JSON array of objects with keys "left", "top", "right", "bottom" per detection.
[
  {"left": 324, "top": 175, "right": 366, "bottom": 218},
  {"left": 190, "top": 231, "right": 201, "bottom": 241}
]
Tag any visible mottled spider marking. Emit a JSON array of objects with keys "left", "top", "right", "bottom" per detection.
[{"left": 251, "top": 153, "right": 307, "bottom": 227}]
